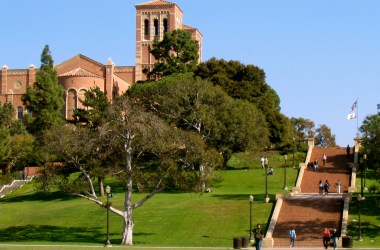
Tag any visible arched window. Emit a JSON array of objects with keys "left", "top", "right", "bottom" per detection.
[
  {"left": 17, "top": 106, "right": 23, "bottom": 120},
  {"left": 163, "top": 18, "right": 168, "bottom": 33},
  {"left": 67, "top": 89, "right": 77, "bottom": 119},
  {"left": 78, "top": 89, "right": 86, "bottom": 109},
  {"left": 144, "top": 19, "right": 149, "bottom": 39},
  {"left": 154, "top": 19, "right": 159, "bottom": 36}
]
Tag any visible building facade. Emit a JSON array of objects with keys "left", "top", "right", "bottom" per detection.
[{"left": 0, "top": 0, "right": 202, "bottom": 120}]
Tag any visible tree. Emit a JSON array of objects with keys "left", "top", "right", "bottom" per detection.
[
  {"left": 314, "top": 124, "right": 336, "bottom": 147},
  {"left": 146, "top": 29, "right": 199, "bottom": 79},
  {"left": 0, "top": 127, "right": 11, "bottom": 171},
  {"left": 42, "top": 96, "right": 221, "bottom": 245},
  {"left": 72, "top": 86, "right": 110, "bottom": 129},
  {"left": 129, "top": 73, "right": 269, "bottom": 168},
  {"left": 21, "top": 45, "right": 64, "bottom": 135},
  {"left": 0, "top": 102, "right": 27, "bottom": 135},
  {"left": 194, "top": 58, "right": 289, "bottom": 146},
  {"left": 360, "top": 114, "right": 380, "bottom": 179},
  {"left": 290, "top": 117, "right": 315, "bottom": 145}
]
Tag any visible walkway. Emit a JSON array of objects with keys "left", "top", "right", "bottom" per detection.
[{"left": 268, "top": 144, "right": 355, "bottom": 248}]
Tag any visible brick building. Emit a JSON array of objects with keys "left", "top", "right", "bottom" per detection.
[{"left": 0, "top": 0, "right": 202, "bottom": 120}]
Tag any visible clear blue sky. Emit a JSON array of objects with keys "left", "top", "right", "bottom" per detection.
[{"left": 1, "top": 0, "right": 379, "bottom": 146}]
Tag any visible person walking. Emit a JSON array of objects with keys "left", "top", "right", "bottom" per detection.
[
  {"left": 260, "top": 156, "right": 265, "bottom": 169},
  {"left": 322, "top": 227, "right": 331, "bottom": 249},
  {"left": 336, "top": 180, "right": 341, "bottom": 194},
  {"left": 253, "top": 224, "right": 264, "bottom": 250},
  {"left": 264, "top": 157, "right": 269, "bottom": 169},
  {"left": 331, "top": 228, "right": 339, "bottom": 249},
  {"left": 314, "top": 159, "right": 319, "bottom": 171},
  {"left": 319, "top": 180, "right": 324, "bottom": 195},
  {"left": 324, "top": 180, "right": 330, "bottom": 195},
  {"left": 323, "top": 154, "right": 327, "bottom": 167},
  {"left": 346, "top": 145, "right": 350, "bottom": 159},
  {"left": 289, "top": 227, "right": 296, "bottom": 248}
]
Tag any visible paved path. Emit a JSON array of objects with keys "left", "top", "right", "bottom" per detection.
[{"left": 272, "top": 146, "right": 352, "bottom": 247}]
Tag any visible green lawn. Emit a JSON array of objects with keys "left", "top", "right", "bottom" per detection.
[
  {"left": 347, "top": 169, "right": 380, "bottom": 248},
  {"left": 0, "top": 161, "right": 379, "bottom": 248},
  {"left": 0, "top": 166, "right": 297, "bottom": 247}
]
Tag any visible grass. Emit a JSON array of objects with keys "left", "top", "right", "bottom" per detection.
[
  {"left": 347, "top": 169, "right": 380, "bottom": 248},
  {"left": 0, "top": 164, "right": 298, "bottom": 247},
  {"left": 0, "top": 154, "right": 379, "bottom": 249}
]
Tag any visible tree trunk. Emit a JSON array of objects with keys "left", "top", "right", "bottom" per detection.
[
  {"left": 199, "top": 164, "right": 206, "bottom": 192},
  {"left": 98, "top": 176, "right": 104, "bottom": 197},
  {"left": 121, "top": 135, "right": 134, "bottom": 245}
]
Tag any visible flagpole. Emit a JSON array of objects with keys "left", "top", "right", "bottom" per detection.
[{"left": 356, "top": 99, "right": 359, "bottom": 137}]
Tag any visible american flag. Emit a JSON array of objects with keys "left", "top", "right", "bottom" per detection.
[
  {"left": 350, "top": 101, "right": 357, "bottom": 112},
  {"left": 347, "top": 100, "right": 357, "bottom": 120}
]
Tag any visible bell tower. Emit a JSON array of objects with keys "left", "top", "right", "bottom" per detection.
[{"left": 135, "top": 0, "right": 184, "bottom": 82}]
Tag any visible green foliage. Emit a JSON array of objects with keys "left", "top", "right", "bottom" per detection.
[
  {"left": 315, "top": 124, "right": 336, "bottom": 147},
  {"left": 72, "top": 86, "right": 110, "bottom": 128},
  {"left": 0, "top": 127, "right": 11, "bottom": 164},
  {"left": 147, "top": 29, "right": 199, "bottom": 79},
  {"left": 21, "top": 45, "right": 64, "bottom": 135},
  {"left": 360, "top": 114, "right": 380, "bottom": 180},
  {"left": 0, "top": 102, "right": 27, "bottom": 135},
  {"left": 368, "top": 184, "right": 379, "bottom": 193},
  {"left": 129, "top": 73, "right": 269, "bottom": 166},
  {"left": 194, "top": 58, "right": 290, "bottom": 146}
]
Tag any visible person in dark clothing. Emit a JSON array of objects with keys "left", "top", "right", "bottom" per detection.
[
  {"left": 346, "top": 145, "right": 350, "bottom": 159},
  {"left": 331, "top": 228, "right": 339, "bottom": 249},
  {"left": 324, "top": 180, "right": 330, "bottom": 195},
  {"left": 253, "top": 224, "right": 264, "bottom": 250}
]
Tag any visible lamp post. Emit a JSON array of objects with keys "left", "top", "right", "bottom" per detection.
[
  {"left": 283, "top": 155, "right": 288, "bottom": 190},
  {"left": 105, "top": 185, "right": 112, "bottom": 247},
  {"left": 249, "top": 195, "right": 254, "bottom": 240},
  {"left": 265, "top": 164, "right": 268, "bottom": 200},
  {"left": 363, "top": 154, "right": 367, "bottom": 190},
  {"left": 359, "top": 158, "right": 364, "bottom": 198},
  {"left": 292, "top": 137, "right": 295, "bottom": 168},
  {"left": 357, "top": 194, "right": 363, "bottom": 241}
]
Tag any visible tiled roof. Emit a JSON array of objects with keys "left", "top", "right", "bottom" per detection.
[
  {"left": 182, "top": 24, "right": 195, "bottom": 31},
  {"left": 59, "top": 68, "right": 103, "bottom": 78},
  {"left": 135, "top": 0, "right": 176, "bottom": 7}
]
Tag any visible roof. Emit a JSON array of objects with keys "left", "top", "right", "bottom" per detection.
[
  {"left": 182, "top": 24, "right": 203, "bottom": 37},
  {"left": 135, "top": 0, "right": 177, "bottom": 8},
  {"left": 59, "top": 67, "right": 103, "bottom": 78}
]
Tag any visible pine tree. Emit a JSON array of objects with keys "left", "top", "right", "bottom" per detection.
[{"left": 21, "top": 45, "right": 64, "bottom": 135}]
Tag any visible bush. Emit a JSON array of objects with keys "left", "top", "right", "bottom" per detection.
[
  {"left": 0, "top": 172, "right": 20, "bottom": 186},
  {"left": 368, "top": 184, "right": 379, "bottom": 193}
]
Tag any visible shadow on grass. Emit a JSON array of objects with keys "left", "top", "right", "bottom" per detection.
[
  {"left": 0, "top": 191, "right": 79, "bottom": 203},
  {"left": 211, "top": 193, "right": 276, "bottom": 203},
  {"left": 0, "top": 225, "right": 104, "bottom": 244}
]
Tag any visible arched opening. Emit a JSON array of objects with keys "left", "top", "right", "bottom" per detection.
[
  {"left": 144, "top": 19, "right": 149, "bottom": 40},
  {"left": 154, "top": 19, "right": 159, "bottom": 37},
  {"left": 67, "top": 89, "right": 77, "bottom": 119},
  {"left": 163, "top": 18, "right": 168, "bottom": 33}
]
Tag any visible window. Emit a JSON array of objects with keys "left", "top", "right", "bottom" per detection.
[
  {"left": 67, "top": 89, "right": 77, "bottom": 119},
  {"left": 154, "top": 19, "right": 159, "bottom": 36},
  {"left": 17, "top": 106, "right": 23, "bottom": 120},
  {"left": 163, "top": 18, "right": 168, "bottom": 33},
  {"left": 144, "top": 19, "right": 149, "bottom": 39}
]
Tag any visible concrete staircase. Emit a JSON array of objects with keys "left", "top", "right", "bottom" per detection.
[
  {"left": 265, "top": 142, "right": 357, "bottom": 248},
  {"left": 272, "top": 194, "right": 343, "bottom": 247}
]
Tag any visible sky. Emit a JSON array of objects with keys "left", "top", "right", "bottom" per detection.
[{"left": 1, "top": 0, "right": 379, "bottom": 146}]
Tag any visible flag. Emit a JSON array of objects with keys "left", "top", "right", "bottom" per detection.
[
  {"left": 350, "top": 101, "right": 357, "bottom": 112},
  {"left": 347, "top": 112, "right": 356, "bottom": 120},
  {"left": 347, "top": 100, "right": 357, "bottom": 120}
]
